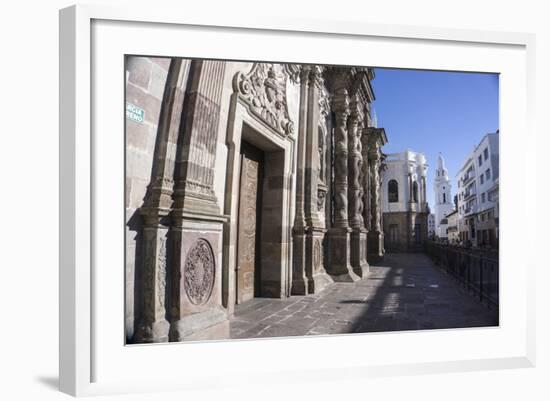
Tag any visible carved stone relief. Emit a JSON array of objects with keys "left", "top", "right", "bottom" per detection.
[
  {"left": 235, "top": 63, "right": 294, "bottom": 136},
  {"left": 317, "top": 188, "right": 326, "bottom": 212},
  {"left": 184, "top": 238, "right": 215, "bottom": 305},
  {"left": 157, "top": 237, "right": 167, "bottom": 309},
  {"left": 313, "top": 239, "right": 322, "bottom": 272}
]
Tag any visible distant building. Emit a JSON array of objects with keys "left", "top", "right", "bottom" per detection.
[
  {"left": 427, "top": 213, "right": 435, "bottom": 238},
  {"left": 456, "top": 131, "right": 499, "bottom": 247},
  {"left": 433, "top": 153, "right": 455, "bottom": 239},
  {"left": 381, "top": 150, "right": 429, "bottom": 252},
  {"left": 445, "top": 210, "right": 460, "bottom": 243}
]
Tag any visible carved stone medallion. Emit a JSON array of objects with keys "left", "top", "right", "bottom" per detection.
[
  {"left": 184, "top": 239, "right": 215, "bottom": 305},
  {"left": 313, "top": 239, "right": 322, "bottom": 271},
  {"left": 234, "top": 63, "right": 294, "bottom": 136}
]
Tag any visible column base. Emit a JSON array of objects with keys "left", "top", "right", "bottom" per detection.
[
  {"left": 367, "top": 230, "right": 385, "bottom": 264},
  {"left": 291, "top": 231, "right": 309, "bottom": 295},
  {"left": 169, "top": 307, "right": 229, "bottom": 342},
  {"left": 351, "top": 229, "right": 369, "bottom": 278},
  {"left": 308, "top": 271, "right": 334, "bottom": 293},
  {"left": 133, "top": 318, "right": 170, "bottom": 343},
  {"left": 327, "top": 228, "right": 359, "bottom": 282}
]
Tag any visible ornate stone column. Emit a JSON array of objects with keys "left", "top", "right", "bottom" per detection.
[
  {"left": 348, "top": 95, "right": 369, "bottom": 278},
  {"left": 361, "top": 125, "right": 371, "bottom": 234},
  {"left": 366, "top": 127, "right": 386, "bottom": 263},
  {"left": 326, "top": 76, "right": 359, "bottom": 282},
  {"left": 303, "top": 67, "right": 333, "bottom": 293},
  {"left": 134, "top": 59, "right": 188, "bottom": 343},
  {"left": 169, "top": 59, "right": 229, "bottom": 341}
]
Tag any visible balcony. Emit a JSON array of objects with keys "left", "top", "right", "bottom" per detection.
[
  {"left": 464, "top": 204, "right": 478, "bottom": 216},
  {"left": 462, "top": 171, "right": 475, "bottom": 185},
  {"left": 464, "top": 187, "right": 477, "bottom": 199}
]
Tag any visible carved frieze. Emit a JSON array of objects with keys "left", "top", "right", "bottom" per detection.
[
  {"left": 235, "top": 63, "right": 294, "bottom": 136},
  {"left": 184, "top": 238, "right": 215, "bottom": 305}
]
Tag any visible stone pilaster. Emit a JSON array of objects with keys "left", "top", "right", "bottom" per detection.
[
  {"left": 291, "top": 66, "right": 311, "bottom": 295},
  {"left": 169, "top": 60, "right": 229, "bottom": 341},
  {"left": 172, "top": 60, "right": 225, "bottom": 216},
  {"left": 134, "top": 59, "right": 187, "bottom": 343},
  {"left": 327, "top": 80, "right": 358, "bottom": 282},
  {"left": 303, "top": 67, "right": 333, "bottom": 293},
  {"left": 348, "top": 95, "right": 368, "bottom": 278}
]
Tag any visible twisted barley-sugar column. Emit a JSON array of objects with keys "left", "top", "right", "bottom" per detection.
[
  {"left": 347, "top": 94, "right": 364, "bottom": 229},
  {"left": 369, "top": 150, "right": 382, "bottom": 233},
  {"left": 361, "top": 126, "right": 371, "bottom": 232},
  {"left": 332, "top": 87, "right": 350, "bottom": 229}
]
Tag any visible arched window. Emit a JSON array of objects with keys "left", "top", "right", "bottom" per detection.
[
  {"left": 388, "top": 180, "right": 399, "bottom": 203},
  {"left": 412, "top": 181, "right": 419, "bottom": 203},
  {"left": 443, "top": 193, "right": 446, "bottom": 203}
]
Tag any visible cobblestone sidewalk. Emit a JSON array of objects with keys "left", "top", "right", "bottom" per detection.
[{"left": 230, "top": 252, "right": 499, "bottom": 339}]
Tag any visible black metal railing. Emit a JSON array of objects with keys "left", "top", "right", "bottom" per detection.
[{"left": 424, "top": 241, "right": 499, "bottom": 309}]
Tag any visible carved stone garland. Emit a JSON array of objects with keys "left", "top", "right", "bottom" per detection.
[
  {"left": 235, "top": 63, "right": 294, "bottom": 136},
  {"left": 184, "top": 238, "right": 215, "bottom": 305}
]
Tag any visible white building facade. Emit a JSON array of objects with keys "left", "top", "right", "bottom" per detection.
[
  {"left": 381, "top": 150, "right": 429, "bottom": 252},
  {"left": 427, "top": 213, "right": 435, "bottom": 238},
  {"left": 456, "top": 131, "right": 499, "bottom": 247},
  {"left": 433, "top": 154, "right": 455, "bottom": 239}
]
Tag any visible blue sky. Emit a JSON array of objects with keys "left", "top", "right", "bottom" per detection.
[{"left": 371, "top": 68, "right": 499, "bottom": 209}]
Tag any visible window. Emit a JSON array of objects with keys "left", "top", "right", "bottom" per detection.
[
  {"left": 485, "top": 169, "right": 491, "bottom": 180},
  {"left": 412, "top": 181, "right": 419, "bottom": 203},
  {"left": 388, "top": 179, "right": 399, "bottom": 203},
  {"left": 478, "top": 155, "right": 482, "bottom": 166},
  {"left": 484, "top": 147, "right": 489, "bottom": 160},
  {"left": 443, "top": 193, "right": 446, "bottom": 203},
  {"left": 481, "top": 192, "right": 486, "bottom": 203},
  {"left": 480, "top": 174, "right": 484, "bottom": 184}
]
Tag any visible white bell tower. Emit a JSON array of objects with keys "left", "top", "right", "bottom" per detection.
[{"left": 433, "top": 153, "right": 454, "bottom": 238}]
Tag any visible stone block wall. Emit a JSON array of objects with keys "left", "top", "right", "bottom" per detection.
[{"left": 125, "top": 56, "right": 171, "bottom": 341}]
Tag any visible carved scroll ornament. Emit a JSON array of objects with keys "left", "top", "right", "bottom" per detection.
[{"left": 235, "top": 63, "right": 294, "bottom": 136}]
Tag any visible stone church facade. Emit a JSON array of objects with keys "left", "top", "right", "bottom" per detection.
[
  {"left": 125, "top": 57, "right": 387, "bottom": 343},
  {"left": 381, "top": 150, "right": 429, "bottom": 252}
]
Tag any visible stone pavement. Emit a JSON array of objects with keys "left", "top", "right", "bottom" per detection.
[{"left": 230, "top": 252, "right": 498, "bottom": 339}]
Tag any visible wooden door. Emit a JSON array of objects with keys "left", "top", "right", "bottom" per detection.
[{"left": 236, "top": 142, "right": 263, "bottom": 304}]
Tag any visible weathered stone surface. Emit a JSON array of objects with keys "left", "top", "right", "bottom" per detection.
[{"left": 127, "top": 57, "right": 152, "bottom": 89}]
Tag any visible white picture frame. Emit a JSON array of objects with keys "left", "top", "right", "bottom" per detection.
[{"left": 59, "top": 4, "right": 536, "bottom": 397}]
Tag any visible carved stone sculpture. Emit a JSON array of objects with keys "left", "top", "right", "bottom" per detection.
[{"left": 235, "top": 63, "right": 294, "bottom": 136}]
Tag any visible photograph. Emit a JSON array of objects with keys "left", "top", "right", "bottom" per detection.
[{"left": 125, "top": 56, "right": 499, "bottom": 344}]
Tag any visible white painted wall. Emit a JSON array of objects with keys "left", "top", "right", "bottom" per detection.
[
  {"left": 456, "top": 132, "right": 499, "bottom": 234},
  {"left": 381, "top": 150, "right": 428, "bottom": 214}
]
